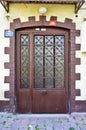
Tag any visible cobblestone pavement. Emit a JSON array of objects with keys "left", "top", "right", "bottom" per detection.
[{"left": 0, "top": 113, "right": 86, "bottom": 130}]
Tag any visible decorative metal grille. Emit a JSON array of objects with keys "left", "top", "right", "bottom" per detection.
[
  {"left": 20, "top": 34, "right": 29, "bottom": 88},
  {"left": 45, "top": 36, "right": 54, "bottom": 88},
  {"left": 34, "top": 35, "right": 64, "bottom": 88},
  {"left": 34, "top": 36, "right": 43, "bottom": 88},
  {"left": 55, "top": 36, "right": 64, "bottom": 88}
]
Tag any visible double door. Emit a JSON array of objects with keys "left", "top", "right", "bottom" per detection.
[{"left": 16, "top": 28, "right": 69, "bottom": 113}]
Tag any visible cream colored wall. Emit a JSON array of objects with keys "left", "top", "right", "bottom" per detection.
[
  {"left": 0, "top": 3, "right": 86, "bottom": 100},
  {"left": 0, "top": 4, "right": 10, "bottom": 100},
  {"left": 75, "top": 6, "right": 86, "bottom": 100}
]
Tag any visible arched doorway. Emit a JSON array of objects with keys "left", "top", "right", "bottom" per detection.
[{"left": 4, "top": 16, "right": 80, "bottom": 113}]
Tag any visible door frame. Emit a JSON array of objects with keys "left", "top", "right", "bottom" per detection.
[{"left": 4, "top": 16, "right": 81, "bottom": 113}]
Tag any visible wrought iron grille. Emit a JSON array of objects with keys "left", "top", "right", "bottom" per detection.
[
  {"left": 20, "top": 34, "right": 29, "bottom": 88},
  {"left": 34, "top": 35, "right": 64, "bottom": 88}
]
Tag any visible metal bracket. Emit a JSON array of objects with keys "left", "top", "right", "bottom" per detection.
[
  {"left": 75, "top": 0, "right": 85, "bottom": 14},
  {"left": 0, "top": 0, "right": 9, "bottom": 12}
]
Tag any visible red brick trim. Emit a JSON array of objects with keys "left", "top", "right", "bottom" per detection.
[{"left": 3, "top": 16, "right": 83, "bottom": 113}]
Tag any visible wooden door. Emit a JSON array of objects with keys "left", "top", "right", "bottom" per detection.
[{"left": 16, "top": 28, "right": 69, "bottom": 113}]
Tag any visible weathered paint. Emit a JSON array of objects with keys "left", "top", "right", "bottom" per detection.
[
  {"left": 0, "top": 3, "right": 86, "bottom": 101},
  {"left": 9, "top": 4, "right": 74, "bottom": 21}
]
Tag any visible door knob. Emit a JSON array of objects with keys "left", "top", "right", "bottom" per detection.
[{"left": 41, "top": 90, "right": 47, "bottom": 95}]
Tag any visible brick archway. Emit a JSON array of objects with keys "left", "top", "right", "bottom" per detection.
[{"left": 4, "top": 16, "right": 81, "bottom": 113}]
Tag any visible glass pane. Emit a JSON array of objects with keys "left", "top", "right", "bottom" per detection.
[
  {"left": 45, "top": 36, "right": 53, "bottom": 45},
  {"left": 34, "top": 36, "right": 43, "bottom": 45},
  {"left": 45, "top": 57, "right": 53, "bottom": 88},
  {"left": 34, "top": 57, "right": 43, "bottom": 88},
  {"left": 34, "top": 46, "right": 43, "bottom": 56},
  {"left": 21, "top": 35, "right": 28, "bottom": 45},
  {"left": 45, "top": 36, "right": 54, "bottom": 88},
  {"left": 55, "top": 36, "right": 64, "bottom": 88},
  {"left": 20, "top": 34, "right": 29, "bottom": 88},
  {"left": 34, "top": 35, "right": 64, "bottom": 89},
  {"left": 45, "top": 46, "right": 53, "bottom": 56},
  {"left": 34, "top": 36, "right": 43, "bottom": 88}
]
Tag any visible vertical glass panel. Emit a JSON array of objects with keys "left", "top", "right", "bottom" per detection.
[
  {"left": 55, "top": 36, "right": 64, "bottom": 88},
  {"left": 45, "top": 36, "right": 54, "bottom": 88},
  {"left": 34, "top": 36, "right": 43, "bottom": 88},
  {"left": 34, "top": 35, "right": 64, "bottom": 89},
  {"left": 20, "top": 34, "right": 29, "bottom": 88}
]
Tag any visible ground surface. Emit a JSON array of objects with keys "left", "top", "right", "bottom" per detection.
[{"left": 0, "top": 113, "right": 86, "bottom": 130}]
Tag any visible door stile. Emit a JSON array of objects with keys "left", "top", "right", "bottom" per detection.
[
  {"left": 16, "top": 32, "right": 20, "bottom": 92},
  {"left": 65, "top": 33, "right": 70, "bottom": 112},
  {"left": 29, "top": 33, "right": 34, "bottom": 112}
]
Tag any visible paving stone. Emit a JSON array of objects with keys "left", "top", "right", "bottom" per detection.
[{"left": 0, "top": 113, "right": 86, "bottom": 130}]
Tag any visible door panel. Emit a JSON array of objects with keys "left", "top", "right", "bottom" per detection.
[
  {"left": 18, "top": 90, "right": 31, "bottom": 113},
  {"left": 33, "top": 35, "right": 67, "bottom": 113},
  {"left": 32, "top": 89, "right": 66, "bottom": 113},
  {"left": 16, "top": 33, "right": 31, "bottom": 113},
  {"left": 16, "top": 28, "right": 69, "bottom": 113}
]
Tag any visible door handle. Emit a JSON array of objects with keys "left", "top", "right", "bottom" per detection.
[{"left": 41, "top": 90, "right": 47, "bottom": 95}]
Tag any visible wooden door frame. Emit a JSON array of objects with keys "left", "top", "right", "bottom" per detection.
[{"left": 4, "top": 16, "right": 81, "bottom": 113}]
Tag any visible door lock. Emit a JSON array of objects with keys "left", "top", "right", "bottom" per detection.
[{"left": 41, "top": 90, "right": 47, "bottom": 95}]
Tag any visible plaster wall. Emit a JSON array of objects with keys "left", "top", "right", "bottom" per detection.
[
  {"left": 0, "top": 4, "right": 9, "bottom": 100},
  {"left": 0, "top": 3, "right": 86, "bottom": 100}
]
